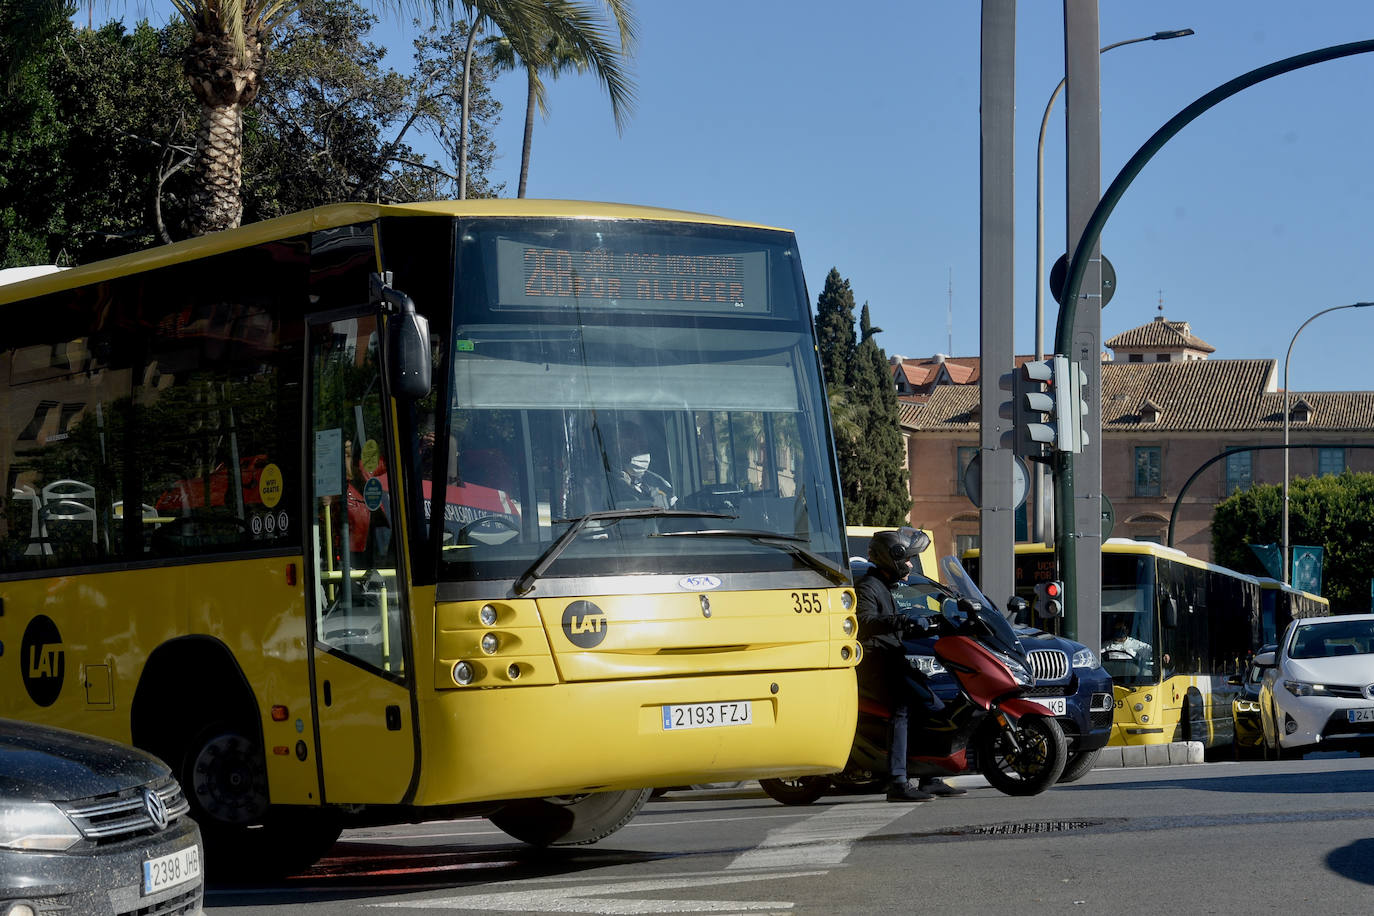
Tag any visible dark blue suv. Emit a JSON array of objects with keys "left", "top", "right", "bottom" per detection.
[{"left": 886, "top": 569, "right": 1114, "bottom": 782}]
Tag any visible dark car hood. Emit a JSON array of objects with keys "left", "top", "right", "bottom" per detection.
[{"left": 0, "top": 719, "right": 169, "bottom": 802}]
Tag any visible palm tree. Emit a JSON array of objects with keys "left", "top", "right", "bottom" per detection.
[
  {"left": 483, "top": 0, "right": 635, "bottom": 199},
  {"left": 172, "top": 0, "right": 637, "bottom": 232}
]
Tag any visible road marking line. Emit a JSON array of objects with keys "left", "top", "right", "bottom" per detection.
[
  {"left": 726, "top": 802, "right": 911, "bottom": 869},
  {"left": 368, "top": 871, "right": 827, "bottom": 913}
]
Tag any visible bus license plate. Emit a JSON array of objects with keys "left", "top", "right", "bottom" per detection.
[
  {"left": 1347, "top": 708, "right": 1374, "bottom": 723},
  {"left": 1041, "top": 697, "right": 1067, "bottom": 716},
  {"left": 662, "top": 701, "right": 753, "bottom": 730},
  {"left": 143, "top": 844, "right": 200, "bottom": 895}
]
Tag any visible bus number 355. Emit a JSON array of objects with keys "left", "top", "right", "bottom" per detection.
[{"left": 792, "top": 592, "right": 822, "bottom": 613}]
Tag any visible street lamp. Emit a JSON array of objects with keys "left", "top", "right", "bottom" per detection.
[
  {"left": 1282, "top": 301, "right": 1373, "bottom": 583},
  {"left": 1031, "top": 27, "right": 1194, "bottom": 542}
]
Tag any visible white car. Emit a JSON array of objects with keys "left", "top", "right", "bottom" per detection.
[{"left": 1257, "top": 614, "right": 1374, "bottom": 759}]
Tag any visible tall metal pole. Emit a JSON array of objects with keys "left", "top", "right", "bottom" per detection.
[
  {"left": 978, "top": 0, "right": 1017, "bottom": 608},
  {"left": 1282, "top": 302, "right": 1373, "bottom": 583},
  {"left": 1033, "top": 27, "right": 1193, "bottom": 545}
]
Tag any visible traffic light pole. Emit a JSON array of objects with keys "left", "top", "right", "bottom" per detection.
[{"left": 1052, "top": 39, "right": 1374, "bottom": 639}]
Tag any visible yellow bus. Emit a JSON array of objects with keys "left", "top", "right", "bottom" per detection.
[
  {"left": 968, "top": 540, "right": 1328, "bottom": 753},
  {"left": 0, "top": 201, "right": 859, "bottom": 874}
]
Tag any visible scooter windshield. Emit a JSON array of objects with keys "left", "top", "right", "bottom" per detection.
[{"left": 938, "top": 555, "right": 1028, "bottom": 662}]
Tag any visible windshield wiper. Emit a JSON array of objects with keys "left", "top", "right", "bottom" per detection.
[
  {"left": 512, "top": 508, "right": 736, "bottom": 596},
  {"left": 652, "top": 528, "right": 850, "bottom": 586}
]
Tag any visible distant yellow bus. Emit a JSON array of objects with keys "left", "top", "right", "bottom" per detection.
[
  {"left": 0, "top": 201, "right": 859, "bottom": 873},
  {"left": 968, "top": 540, "right": 1328, "bottom": 752}
]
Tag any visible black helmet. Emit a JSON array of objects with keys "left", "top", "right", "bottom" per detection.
[{"left": 867, "top": 527, "right": 931, "bottom": 579}]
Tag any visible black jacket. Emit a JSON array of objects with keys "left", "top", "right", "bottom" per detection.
[{"left": 856, "top": 570, "right": 907, "bottom": 653}]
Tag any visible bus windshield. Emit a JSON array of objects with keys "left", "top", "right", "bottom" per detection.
[
  {"left": 433, "top": 218, "right": 843, "bottom": 584},
  {"left": 1100, "top": 553, "right": 1159, "bottom": 685}
]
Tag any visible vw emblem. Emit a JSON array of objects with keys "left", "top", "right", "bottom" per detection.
[
  {"left": 142, "top": 789, "right": 169, "bottom": 830},
  {"left": 1364, "top": 684, "right": 1374, "bottom": 700}
]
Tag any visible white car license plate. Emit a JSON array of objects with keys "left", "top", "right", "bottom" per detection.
[
  {"left": 1040, "top": 697, "right": 1067, "bottom": 716},
  {"left": 143, "top": 844, "right": 200, "bottom": 895},
  {"left": 1347, "top": 707, "right": 1374, "bottom": 723},
  {"left": 662, "top": 700, "right": 753, "bottom": 730}
]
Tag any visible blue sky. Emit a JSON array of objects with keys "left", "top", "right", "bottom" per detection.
[{"left": 135, "top": 2, "right": 1374, "bottom": 391}]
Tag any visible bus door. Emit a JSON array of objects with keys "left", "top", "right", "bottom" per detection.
[{"left": 307, "top": 312, "right": 416, "bottom": 804}]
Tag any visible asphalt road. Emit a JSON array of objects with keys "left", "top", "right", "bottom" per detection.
[{"left": 206, "top": 754, "right": 1374, "bottom": 915}]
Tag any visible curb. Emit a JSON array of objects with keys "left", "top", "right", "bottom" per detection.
[{"left": 1094, "top": 740, "right": 1204, "bottom": 768}]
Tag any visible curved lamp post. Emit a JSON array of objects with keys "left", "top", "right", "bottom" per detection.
[
  {"left": 1031, "top": 28, "right": 1193, "bottom": 542},
  {"left": 1282, "top": 302, "right": 1373, "bottom": 583}
]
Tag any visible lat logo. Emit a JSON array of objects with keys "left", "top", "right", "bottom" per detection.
[
  {"left": 678, "top": 575, "right": 721, "bottom": 591},
  {"left": 562, "top": 600, "right": 608, "bottom": 649},
  {"left": 21, "top": 615, "right": 65, "bottom": 707}
]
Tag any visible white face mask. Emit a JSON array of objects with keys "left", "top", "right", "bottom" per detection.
[{"left": 627, "top": 453, "right": 651, "bottom": 480}]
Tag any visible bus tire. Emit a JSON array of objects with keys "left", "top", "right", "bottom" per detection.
[
  {"left": 488, "top": 788, "right": 652, "bottom": 847},
  {"left": 976, "top": 714, "right": 1067, "bottom": 796},
  {"left": 1056, "top": 748, "right": 1101, "bottom": 784},
  {"left": 759, "top": 776, "right": 830, "bottom": 805}
]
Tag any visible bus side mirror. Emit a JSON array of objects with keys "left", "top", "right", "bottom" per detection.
[
  {"left": 1162, "top": 596, "right": 1179, "bottom": 629},
  {"left": 373, "top": 273, "right": 432, "bottom": 399}
]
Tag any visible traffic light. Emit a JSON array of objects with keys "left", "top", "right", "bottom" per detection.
[
  {"left": 1050, "top": 356, "right": 1090, "bottom": 454},
  {"left": 998, "top": 361, "right": 1054, "bottom": 462},
  {"left": 1033, "top": 580, "right": 1064, "bottom": 619}
]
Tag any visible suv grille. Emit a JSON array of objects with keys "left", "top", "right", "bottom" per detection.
[
  {"left": 1027, "top": 649, "right": 1069, "bottom": 682},
  {"left": 62, "top": 775, "right": 190, "bottom": 842}
]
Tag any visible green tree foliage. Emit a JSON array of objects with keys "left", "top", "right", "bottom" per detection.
[
  {"left": 245, "top": 0, "right": 503, "bottom": 215},
  {"left": 1212, "top": 470, "right": 1374, "bottom": 611},
  {"left": 814, "top": 269, "right": 910, "bottom": 527},
  {"left": 814, "top": 267, "right": 856, "bottom": 391},
  {"left": 1, "top": 18, "right": 193, "bottom": 264},
  {"left": 0, "top": 2, "right": 500, "bottom": 267}
]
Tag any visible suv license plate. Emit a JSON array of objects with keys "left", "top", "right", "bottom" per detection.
[
  {"left": 1347, "top": 707, "right": 1374, "bottom": 723},
  {"left": 143, "top": 844, "right": 200, "bottom": 895},
  {"left": 1041, "top": 697, "right": 1067, "bottom": 716},
  {"left": 662, "top": 701, "right": 753, "bottom": 730}
]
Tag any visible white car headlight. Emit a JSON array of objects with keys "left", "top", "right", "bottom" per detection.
[
  {"left": 1071, "top": 647, "right": 1097, "bottom": 669},
  {"left": 1283, "top": 679, "right": 1333, "bottom": 698},
  {"left": 0, "top": 801, "right": 82, "bottom": 851}
]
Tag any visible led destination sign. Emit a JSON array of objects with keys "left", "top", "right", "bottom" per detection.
[{"left": 494, "top": 237, "right": 769, "bottom": 314}]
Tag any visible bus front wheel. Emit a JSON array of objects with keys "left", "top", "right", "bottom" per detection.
[{"left": 488, "top": 788, "right": 652, "bottom": 846}]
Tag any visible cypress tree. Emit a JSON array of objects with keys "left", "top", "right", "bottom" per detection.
[
  {"left": 813, "top": 268, "right": 910, "bottom": 528},
  {"left": 815, "top": 268, "right": 857, "bottom": 391}
]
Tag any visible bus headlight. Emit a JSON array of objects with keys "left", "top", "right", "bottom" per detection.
[
  {"left": 480, "top": 604, "right": 499, "bottom": 626},
  {"left": 842, "top": 617, "right": 855, "bottom": 636},
  {"left": 453, "top": 661, "right": 474, "bottom": 685},
  {"left": 841, "top": 592, "right": 854, "bottom": 611},
  {"left": 481, "top": 633, "right": 499, "bottom": 655}
]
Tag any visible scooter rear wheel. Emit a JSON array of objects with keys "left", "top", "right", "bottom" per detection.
[
  {"left": 759, "top": 776, "right": 830, "bottom": 805},
  {"left": 976, "top": 714, "right": 1067, "bottom": 796}
]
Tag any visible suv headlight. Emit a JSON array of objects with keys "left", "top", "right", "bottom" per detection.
[
  {"left": 1071, "top": 647, "right": 1097, "bottom": 669},
  {"left": 0, "top": 801, "right": 82, "bottom": 851},
  {"left": 908, "top": 655, "right": 946, "bottom": 676},
  {"left": 1284, "top": 679, "right": 1333, "bottom": 698},
  {"left": 994, "top": 651, "right": 1033, "bottom": 686}
]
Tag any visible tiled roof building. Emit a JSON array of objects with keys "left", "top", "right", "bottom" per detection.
[{"left": 897, "top": 316, "right": 1374, "bottom": 570}]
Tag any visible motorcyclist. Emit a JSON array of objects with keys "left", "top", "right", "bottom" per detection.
[{"left": 856, "top": 527, "right": 966, "bottom": 802}]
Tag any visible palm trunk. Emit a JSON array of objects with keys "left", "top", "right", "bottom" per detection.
[
  {"left": 518, "top": 70, "right": 536, "bottom": 198},
  {"left": 458, "top": 18, "right": 481, "bottom": 200},
  {"left": 186, "top": 102, "right": 244, "bottom": 235}
]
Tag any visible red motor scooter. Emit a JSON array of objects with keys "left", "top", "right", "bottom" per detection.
[{"left": 762, "top": 555, "right": 1067, "bottom": 803}]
